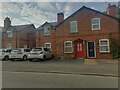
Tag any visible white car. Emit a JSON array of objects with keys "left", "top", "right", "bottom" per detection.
[
  {"left": 10, "top": 48, "right": 31, "bottom": 61},
  {"left": 28, "top": 47, "right": 53, "bottom": 62},
  {"left": 0, "top": 49, "right": 12, "bottom": 61}
]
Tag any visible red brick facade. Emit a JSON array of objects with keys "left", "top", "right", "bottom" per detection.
[{"left": 36, "top": 6, "right": 120, "bottom": 59}]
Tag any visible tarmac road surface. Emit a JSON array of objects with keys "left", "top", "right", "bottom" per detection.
[{"left": 2, "top": 71, "right": 118, "bottom": 88}]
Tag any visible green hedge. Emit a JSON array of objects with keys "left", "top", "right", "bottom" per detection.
[{"left": 110, "top": 36, "right": 120, "bottom": 59}]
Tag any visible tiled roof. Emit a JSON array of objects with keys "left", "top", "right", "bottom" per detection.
[
  {"left": 37, "top": 22, "right": 57, "bottom": 30},
  {"left": 1, "top": 24, "right": 35, "bottom": 32},
  {"left": 56, "top": 6, "right": 119, "bottom": 27}
]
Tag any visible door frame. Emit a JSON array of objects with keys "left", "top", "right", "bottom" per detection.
[{"left": 87, "top": 41, "right": 96, "bottom": 58}]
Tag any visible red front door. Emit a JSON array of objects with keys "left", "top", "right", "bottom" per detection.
[{"left": 76, "top": 42, "right": 84, "bottom": 58}]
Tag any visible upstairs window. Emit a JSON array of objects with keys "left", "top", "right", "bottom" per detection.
[
  {"left": 64, "top": 41, "right": 73, "bottom": 53},
  {"left": 44, "top": 26, "right": 50, "bottom": 36},
  {"left": 70, "top": 21, "right": 78, "bottom": 33},
  {"left": 7, "top": 31, "right": 13, "bottom": 37},
  {"left": 92, "top": 18, "right": 101, "bottom": 30},
  {"left": 99, "top": 39, "right": 110, "bottom": 53}
]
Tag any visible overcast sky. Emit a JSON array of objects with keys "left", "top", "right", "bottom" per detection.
[{"left": 0, "top": 0, "right": 119, "bottom": 28}]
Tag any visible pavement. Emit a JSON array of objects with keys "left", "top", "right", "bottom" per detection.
[{"left": 2, "top": 58, "right": 119, "bottom": 77}]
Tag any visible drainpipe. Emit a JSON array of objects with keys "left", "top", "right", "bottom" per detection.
[
  {"left": 27, "top": 33, "right": 29, "bottom": 48},
  {"left": 38, "top": 30, "right": 40, "bottom": 47}
]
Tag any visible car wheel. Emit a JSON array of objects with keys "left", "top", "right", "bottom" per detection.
[
  {"left": 51, "top": 54, "right": 54, "bottom": 59},
  {"left": 10, "top": 59, "right": 14, "bottom": 61},
  {"left": 29, "top": 59, "right": 33, "bottom": 62},
  {"left": 42, "top": 56, "right": 46, "bottom": 61},
  {"left": 23, "top": 55, "right": 27, "bottom": 61},
  {"left": 4, "top": 56, "right": 9, "bottom": 61}
]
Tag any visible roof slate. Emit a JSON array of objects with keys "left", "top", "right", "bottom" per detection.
[
  {"left": 56, "top": 6, "right": 119, "bottom": 27},
  {"left": 0, "top": 24, "right": 35, "bottom": 33}
]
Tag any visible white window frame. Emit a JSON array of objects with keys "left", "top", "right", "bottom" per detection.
[
  {"left": 24, "top": 45, "right": 27, "bottom": 48},
  {"left": 45, "top": 43, "right": 51, "bottom": 51},
  {"left": 92, "top": 18, "right": 101, "bottom": 30},
  {"left": 7, "top": 43, "right": 12, "bottom": 49},
  {"left": 99, "top": 39, "right": 110, "bottom": 53},
  {"left": 70, "top": 21, "right": 78, "bottom": 33},
  {"left": 64, "top": 41, "right": 73, "bottom": 53},
  {"left": 7, "top": 31, "right": 13, "bottom": 37},
  {"left": 44, "top": 26, "right": 50, "bottom": 36}
]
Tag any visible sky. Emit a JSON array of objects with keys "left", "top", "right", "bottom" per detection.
[{"left": 0, "top": 0, "right": 119, "bottom": 28}]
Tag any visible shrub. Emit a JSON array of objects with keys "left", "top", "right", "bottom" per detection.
[{"left": 110, "top": 38, "right": 120, "bottom": 59}]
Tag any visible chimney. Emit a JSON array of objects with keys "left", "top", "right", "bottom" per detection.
[
  {"left": 106, "top": 4, "right": 117, "bottom": 17},
  {"left": 4, "top": 17, "right": 11, "bottom": 29},
  {"left": 57, "top": 13, "right": 64, "bottom": 24}
]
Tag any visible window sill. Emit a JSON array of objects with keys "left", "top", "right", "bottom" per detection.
[
  {"left": 99, "top": 52, "right": 110, "bottom": 54},
  {"left": 44, "top": 35, "right": 50, "bottom": 37},
  {"left": 92, "top": 28, "right": 100, "bottom": 30},
  {"left": 64, "top": 52, "right": 73, "bottom": 54},
  {"left": 70, "top": 32, "right": 78, "bottom": 34}
]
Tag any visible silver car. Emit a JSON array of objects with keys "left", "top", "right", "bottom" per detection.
[
  {"left": 28, "top": 47, "right": 53, "bottom": 62},
  {"left": 0, "top": 49, "right": 12, "bottom": 61},
  {"left": 10, "top": 48, "right": 31, "bottom": 61}
]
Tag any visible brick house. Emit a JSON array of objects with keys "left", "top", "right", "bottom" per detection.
[
  {"left": 1, "top": 17, "right": 36, "bottom": 49},
  {"left": 36, "top": 5, "right": 120, "bottom": 59}
]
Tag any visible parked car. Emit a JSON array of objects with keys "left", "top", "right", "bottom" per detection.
[
  {"left": 28, "top": 47, "right": 53, "bottom": 62},
  {"left": 0, "top": 48, "right": 12, "bottom": 61},
  {"left": 10, "top": 48, "right": 31, "bottom": 61}
]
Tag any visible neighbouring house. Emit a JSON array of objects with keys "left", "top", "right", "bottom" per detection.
[
  {"left": 36, "top": 22, "right": 57, "bottom": 56},
  {"left": 1, "top": 17, "right": 36, "bottom": 49},
  {"left": 36, "top": 5, "right": 120, "bottom": 59}
]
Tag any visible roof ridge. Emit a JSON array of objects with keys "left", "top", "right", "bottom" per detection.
[{"left": 56, "top": 5, "right": 119, "bottom": 27}]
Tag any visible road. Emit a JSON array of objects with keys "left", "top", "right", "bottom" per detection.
[
  {"left": 1, "top": 60, "right": 119, "bottom": 88},
  {"left": 2, "top": 71, "right": 118, "bottom": 88}
]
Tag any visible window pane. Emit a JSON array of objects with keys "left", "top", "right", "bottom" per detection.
[
  {"left": 100, "top": 41, "right": 108, "bottom": 45},
  {"left": 70, "top": 21, "right": 77, "bottom": 33},
  {"left": 45, "top": 43, "right": 51, "bottom": 51},
  {"left": 8, "top": 31, "right": 13, "bottom": 37},
  {"left": 44, "top": 26, "right": 50, "bottom": 35},
  {"left": 7, "top": 43, "right": 12, "bottom": 49},
  {"left": 92, "top": 18, "right": 100, "bottom": 30},
  {"left": 46, "top": 44, "right": 50, "bottom": 48},
  {"left": 100, "top": 46, "right": 108, "bottom": 51},
  {"left": 65, "top": 42, "right": 72, "bottom": 47},
  {"left": 93, "top": 25, "right": 99, "bottom": 29},
  {"left": 65, "top": 47, "right": 72, "bottom": 52},
  {"left": 92, "top": 19, "right": 99, "bottom": 24}
]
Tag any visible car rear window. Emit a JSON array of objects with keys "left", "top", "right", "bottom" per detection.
[
  {"left": 24, "top": 49, "right": 31, "bottom": 52},
  {"left": 32, "top": 48, "right": 42, "bottom": 52},
  {"left": 12, "top": 49, "right": 19, "bottom": 52}
]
